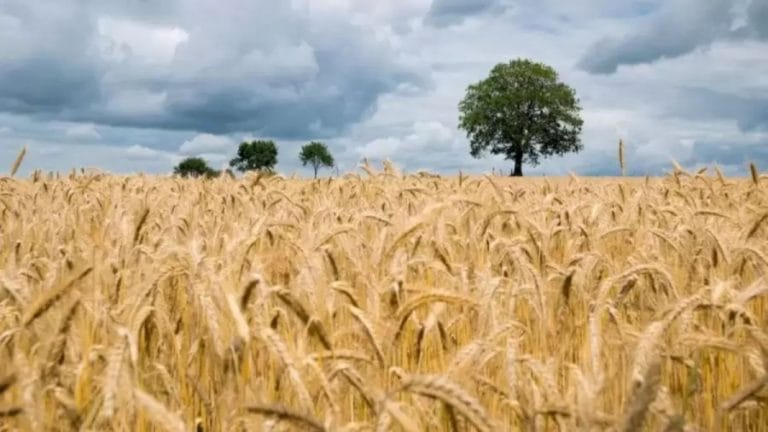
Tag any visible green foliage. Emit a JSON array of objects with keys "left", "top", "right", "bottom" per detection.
[
  {"left": 173, "top": 157, "right": 218, "bottom": 178},
  {"left": 229, "top": 140, "right": 278, "bottom": 172},
  {"left": 299, "top": 141, "right": 335, "bottom": 178},
  {"left": 458, "top": 58, "right": 583, "bottom": 176}
]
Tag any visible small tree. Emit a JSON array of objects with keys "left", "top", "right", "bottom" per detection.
[
  {"left": 174, "top": 157, "right": 217, "bottom": 178},
  {"left": 299, "top": 141, "right": 335, "bottom": 178},
  {"left": 229, "top": 140, "right": 278, "bottom": 173},
  {"left": 458, "top": 59, "right": 583, "bottom": 176}
]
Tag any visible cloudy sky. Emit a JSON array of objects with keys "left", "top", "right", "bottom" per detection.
[{"left": 1, "top": 0, "right": 766, "bottom": 177}]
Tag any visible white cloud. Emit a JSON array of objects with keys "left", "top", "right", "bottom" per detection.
[
  {"left": 98, "top": 16, "right": 189, "bottom": 64},
  {"left": 196, "top": 152, "right": 231, "bottom": 168},
  {"left": 179, "top": 133, "right": 234, "bottom": 156},
  {"left": 358, "top": 137, "right": 402, "bottom": 160},
  {"left": 356, "top": 120, "right": 466, "bottom": 170},
  {"left": 124, "top": 144, "right": 162, "bottom": 160},
  {"left": 412, "top": 121, "right": 454, "bottom": 142},
  {"left": 65, "top": 123, "right": 101, "bottom": 140}
]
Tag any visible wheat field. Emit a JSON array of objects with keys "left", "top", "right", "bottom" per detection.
[{"left": 1, "top": 161, "right": 767, "bottom": 431}]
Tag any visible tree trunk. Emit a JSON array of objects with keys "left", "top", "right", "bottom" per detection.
[
  {"left": 313, "top": 164, "right": 318, "bottom": 179},
  {"left": 511, "top": 151, "right": 523, "bottom": 176}
]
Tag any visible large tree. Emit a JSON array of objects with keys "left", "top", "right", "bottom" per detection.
[
  {"left": 458, "top": 59, "right": 583, "bottom": 176},
  {"left": 173, "top": 157, "right": 217, "bottom": 178},
  {"left": 299, "top": 141, "right": 335, "bottom": 178},
  {"left": 229, "top": 140, "right": 278, "bottom": 173}
]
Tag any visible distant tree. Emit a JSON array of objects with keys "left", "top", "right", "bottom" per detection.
[
  {"left": 229, "top": 140, "right": 278, "bottom": 172},
  {"left": 173, "top": 157, "right": 217, "bottom": 178},
  {"left": 458, "top": 58, "right": 583, "bottom": 176},
  {"left": 299, "top": 141, "right": 335, "bottom": 178}
]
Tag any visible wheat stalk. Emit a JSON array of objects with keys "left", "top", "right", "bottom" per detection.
[
  {"left": 259, "top": 327, "right": 314, "bottom": 412},
  {"left": 10, "top": 146, "right": 26, "bottom": 177},
  {"left": 749, "top": 162, "right": 759, "bottom": 186},
  {"left": 619, "top": 139, "right": 626, "bottom": 176},
  {"left": 101, "top": 334, "right": 127, "bottom": 421}
]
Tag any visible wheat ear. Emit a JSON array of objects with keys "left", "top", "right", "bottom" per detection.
[
  {"left": 380, "top": 400, "right": 420, "bottom": 432},
  {"left": 10, "top": 146, "right": 26, "bottom": 177},
  {"left": 275, "top": 288, "right": 310, "bottom": 323},
  {"left": 23, "top": 267, "right": 92, "bottom": 326},
  {"left": 394, "top": 292, "right": 477, "bottom": 341},
  {"left": 715, "top": 374, "right": 768, "bottom": 427},
  {"left": 619, "top": 139, "right": 626, "bottom": 176},
  {"left": 133, "top": 388, "right": 186, "bottom": 432},
  {"left": 101, "top": 334, "right": 127, "bottom": 421},
  {"left": 397, "top": 374, "right": 492, "bottom": 432},
  {"left": 619, "top": 320, "right": 666, "bottom": 431},
  {"left": 746, "top": 211, "right": 768, "bottom": 240},
  {"left": 259, "top": 327, "right": 314, "bottom": 412},
  {"left": 346, "top": 305, "right": 386, "bottom": 366},
  {"left": 749, "top": 162, "right": 759, "bottom": 186},
  {"left": 244, "top": 404, "right": 327, "bottom": 432}
]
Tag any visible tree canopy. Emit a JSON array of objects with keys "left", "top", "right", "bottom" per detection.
[
  {"left": 458, "top": 59, "right": 583, "bottom": 176},
  {"left": 229, "top": 140, "right": 278, "bottom": 173},
  {"left": 299, "top": 141, "right": 335, "bottom": 178},
  {"left": 173, "top": 157, "right": 217, "bottom": 178}
]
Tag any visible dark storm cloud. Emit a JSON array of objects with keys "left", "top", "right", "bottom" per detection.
[
  {"left": 0, "top": 0, "right": 427, "bottom": 139},
  {"left": 578, "top": 0, "right": 768, "bottom": 74}
]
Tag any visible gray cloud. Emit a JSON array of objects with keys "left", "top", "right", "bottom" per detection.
[
  {"left": 0, "top": 58, "right": 102, "bottom": 114},
  {"left": 424, "top": 0, "right": 511, "bottom": 27},
  {"left": 746, "top": 0, "right": 768, "bottom": 37},
  {"left": 152, "top": 23, "right": 425, "bottom": 138},
  {"left": 691, "top": 139, "right": 768, "bottom": 167},
  {"left": 663, "top": 87, "right": 768, "bottom": 132},
  {"left": 65, "top": 123, "right": 102, "bottom": 141},
  {"left": 578, "top": 0, "right": 732, "bottom": 74},
  {"left": 0, "top": 3, "right": 103, "bottom": 113},
  {"left": 578, "top": 0, "right": 768, "bottom": 74},
  {"left": 0, "top": 0, "right": 427, "bottom": 140}
]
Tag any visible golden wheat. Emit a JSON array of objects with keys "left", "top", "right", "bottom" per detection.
[{"left": 0, "top": 165, "right": 766, "bottom": 430}]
